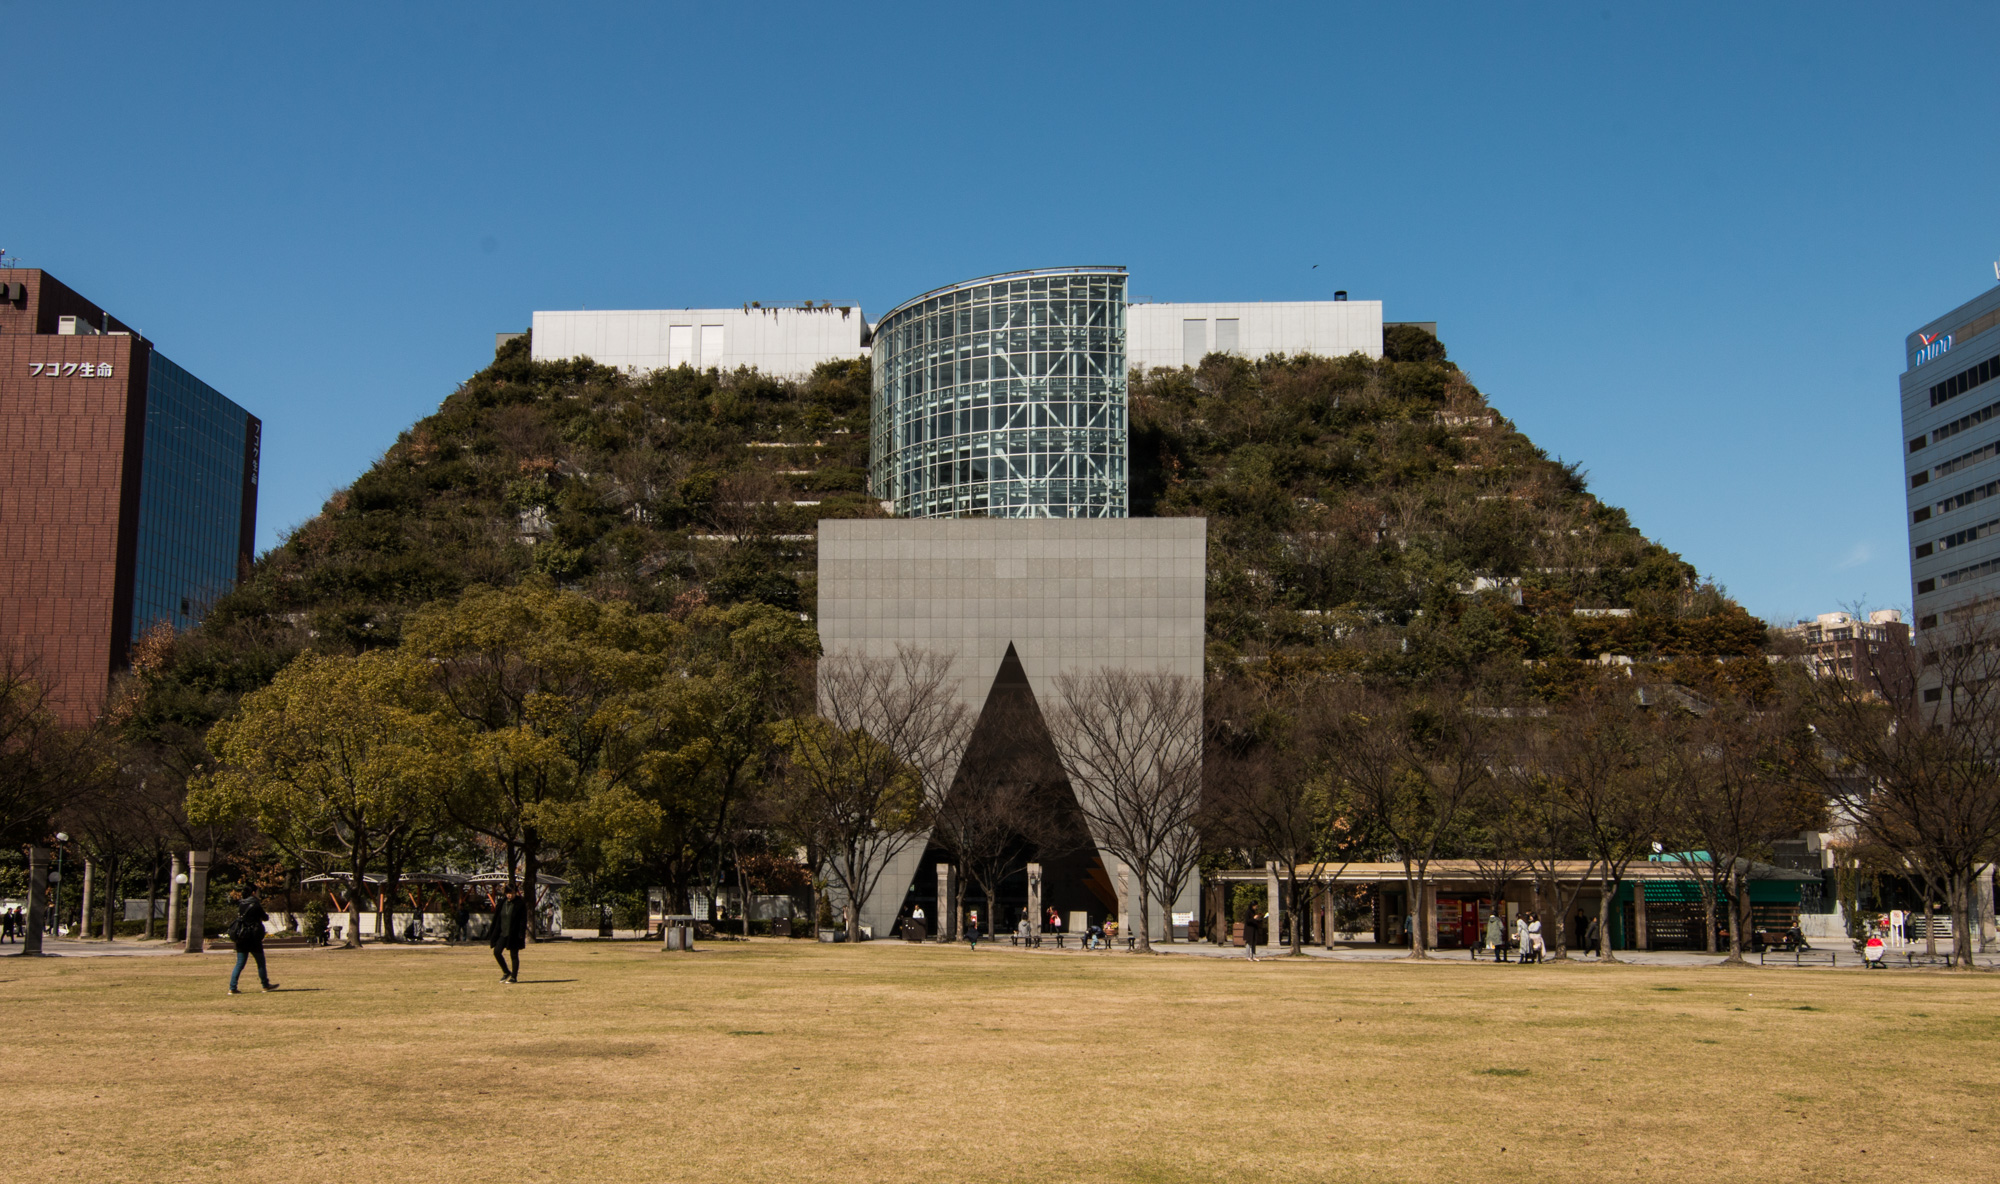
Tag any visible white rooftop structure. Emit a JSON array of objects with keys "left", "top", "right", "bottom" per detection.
[
  {"left": 1127, "top": 299, "right": 1384, "bottom": 371},
  {"left": 530, "top": 304, "right": 870, "bottom": 377}
]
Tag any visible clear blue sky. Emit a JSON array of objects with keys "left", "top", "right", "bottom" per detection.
[{"left": 7, "top": 2, "right": 1996, "bottom": 627}]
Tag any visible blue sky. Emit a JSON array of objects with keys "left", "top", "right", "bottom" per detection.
[{"left": 6, "top": 2, "right": 1996, "bottom": 627}]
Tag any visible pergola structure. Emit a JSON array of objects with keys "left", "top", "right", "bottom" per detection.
[{"left": 1206, "top": 859, "right": 1820, "bottom": 952}]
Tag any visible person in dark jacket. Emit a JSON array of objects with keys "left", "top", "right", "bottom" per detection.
[
  {"left": 490, "top": 886, "right": 528, "bottom": 983},
  {"left": 228, "top": 888, "right": 279, "bottom": 995}
]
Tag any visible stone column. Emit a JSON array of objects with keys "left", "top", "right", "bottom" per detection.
[
  {"left": 1026, "top": 863, "right": 1042, "bottom": 938},
  {"left": 1978, "top": 864, "right": 1996, "bottom": 953},
  {"left": 1632, "top": 880, "right": 1649, "bottom": 952},
  {"left": 184, "top": 851, "right": 212, "bottom": 954},
  {"left": 1265, "top": 862, "right": 1282, "bottom": 948},
  {"left": 21, "top": 847, "right": 50, "bottom": 955},
  {"left": 79, "top": 860, "right": 94, "bottom": 939},
  {"left": 1116, "top": 861, "right": 1130, "bottom": 939},
  {"left": 165, "top": 854, "right": 182, "bottom": 946},
  {"left": 935, "top": 864, "right": 955, "bottom": 942}
]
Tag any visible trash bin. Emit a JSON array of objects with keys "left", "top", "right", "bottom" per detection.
[{"left": 661, "top": 914, "right": 696, "bottom": 951}]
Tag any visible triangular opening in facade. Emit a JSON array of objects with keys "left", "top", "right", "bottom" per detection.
[{"left": 897, "top": 643, "right": 1111, "bottom": 937}]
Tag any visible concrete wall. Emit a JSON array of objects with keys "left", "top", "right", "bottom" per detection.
[
  {"left": 531, "top": 306, "right": 869, "bottom": 377},
  {"left": 816, "top": 517, "right": 1206, "bottom": 939},
  {"left": 1127, "top": 300, "right": 1383, "bottom": 371}
]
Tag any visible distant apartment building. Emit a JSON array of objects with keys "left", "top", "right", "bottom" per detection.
[
  {"left": 1780, "top": 610, "right": 1911, "bottom": 693},
  {"left": 0, "top": 269, "right": 259, "bottom": 724},
  {"left": 1903, "top": 282, "right": 2000, "bottom": 652}
]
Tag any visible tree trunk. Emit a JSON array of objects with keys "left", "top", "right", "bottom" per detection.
[
  {"left": 347, "top": 843, "right": 367, "bottom": 948},
  {"left": 1597, "top": 869, "right": 1619, "bottom": 962},
  {"left": 1403, "top": 865, "right": 1428, "bottom": 959},
  {"left": 143, "top": 856, "right": 158, "bottom": 941},
  {"left": 381, "top": 833, "right": 403, "bottom": 943},
  {"left": 1954, "top": 874, "right": 1972, "bottom": 968},
  {"left": 1720, "top": 867, "right": 1746, "bottom": 964},
  {"left": 737, "top": 856, "right": 750, "bottom": 939},
  {"left": 102, "top": 855, "right": 118, "bottom": 941},
  {"left": 1287, "top": 869, "right": 1302, "bottom": 956},
  {"left": 1134, "top": 874, "right": 1152, "bottom": 953},
  {"left": 1700, "top": 872, "right": 1718, "bottom": 955},
  {"left": 1924, "top": 898, "right": 1937, "bottom": 959},
  {"left": 524, "top": 835, "right": 541, "bottom": 944}
]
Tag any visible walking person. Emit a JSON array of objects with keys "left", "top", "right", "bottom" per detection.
[
  {"left": 227, "top": 886, "right": 279, "bottom": 995},
  {"left": 1243, "top": 907, "right": 1261, "bottom": 961},
  {"left": 490, "top": 885, "right": 528, "bottom": 983},
  {"left": 1526, "top": 912, "right": 1544, "bottom": 964},
  {"left": 1484, "top": 911, "right": 1505, "bottom": 961}
]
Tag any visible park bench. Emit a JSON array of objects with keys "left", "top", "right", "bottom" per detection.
[
  {"left": 1758, "top": 948, "right": 1837, "bottom": 967},
  {"left": 1469, "top": 944, "right": 1514, "bottom": 962}
]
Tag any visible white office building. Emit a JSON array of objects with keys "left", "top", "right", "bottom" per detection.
[
  {"left": 530, "top": 303, "right": 870, "bottom": 377},
  {"left": 1902, "top": 283, "right": 2000, "bottom": 642},
  {"left": 1127, "top": 298, "right": 1383, "bottom": 371}
]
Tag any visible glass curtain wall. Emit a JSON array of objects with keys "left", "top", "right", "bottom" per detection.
[
  {"left": 131, "top": 350, "right": 254, "bottom": 639},
  {"left": 871, "top": 267, "right": 1127, "bottom": 518}
]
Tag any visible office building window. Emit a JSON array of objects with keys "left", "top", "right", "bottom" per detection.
[
  {"left": 1182, "top": 318, "right": 1206, "bottom": 364},
  {"left": 1215, "top": 318, "right": 1240, "bottom": 354}
]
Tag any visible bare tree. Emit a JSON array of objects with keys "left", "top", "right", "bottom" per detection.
[
  {"left": 771, "top": 648, "right": 968, "bottom": 944},
  {"left": 1208, "top": 674, "right": 1363, "bottom": 955},
  {"left": 1503, "top": 728, "right": 1597, "bottom": 961},
  {"left": 1532, "top": 683, "right": 1664, "bottom": 962},
  {"left": 1658, "top": 700, "right": 1823, "bottom": 963},
  {"left": 0, "top": 652, "right": 67, "bottom": 848},
  {"left": 1803, "top": 618, "right": 2000, "bottom": 967},
  {"left": 1046, "top": 669, "right": 1203, "bottom": 953},
  {"left": 1323, "top": 685, "right": 1496, "bottom": 960}
]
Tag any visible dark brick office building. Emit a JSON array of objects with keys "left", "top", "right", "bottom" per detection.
[{"left": 0, "top": 269, "right": 258, "bottom": 724}]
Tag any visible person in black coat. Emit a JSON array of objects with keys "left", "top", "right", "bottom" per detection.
[
  {"left": 228, "top": 887, "right": 279, "bottom": 995},
  {"left": 490, "top": 886, "right": 528, "bottom": 983}
]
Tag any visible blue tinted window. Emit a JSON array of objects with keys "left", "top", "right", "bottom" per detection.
[{"left": 132, "top": 350, "right": 254, "bottom": 640}]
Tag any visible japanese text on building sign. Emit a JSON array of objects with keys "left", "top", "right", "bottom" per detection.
[{"left": 26, "top": 362, "right": 114, "bottom": 377}]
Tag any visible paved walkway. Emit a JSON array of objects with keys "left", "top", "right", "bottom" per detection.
[
  {"left": 2, "top": 937, "right": 186, "bottom": 958},
  {"left": 918, "top": 936, "right": 2000, "bottom": 971}
]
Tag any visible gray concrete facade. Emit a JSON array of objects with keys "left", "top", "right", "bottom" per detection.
[{"left": 816, "top": 517, "right": 1205, "bottom": 939}]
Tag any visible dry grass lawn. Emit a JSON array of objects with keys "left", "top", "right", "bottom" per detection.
[{"left": 3, "top": 939, "right": 1995, "bottom": 1183}]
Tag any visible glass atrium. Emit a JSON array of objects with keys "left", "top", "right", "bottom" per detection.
[{"left": 871, "top": 267, "right": 1127, "bottom": 518}]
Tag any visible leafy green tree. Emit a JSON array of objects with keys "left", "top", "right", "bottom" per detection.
[
  {"left": 189, "top": 651, "right": 460, "bottom": 947},
  {"left": 402, "top": 578, "right": 671, "bottom": 930},
  {"left": 620, "top": 601, "right": 817, "bottom": 917}
]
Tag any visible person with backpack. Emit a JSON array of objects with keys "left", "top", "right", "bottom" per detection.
[
  {"left": 490, "top": 885, "right": 529, "bottom": 983},
  {"left": 227, "top": 887, "right": 279, "bottom": 995}
]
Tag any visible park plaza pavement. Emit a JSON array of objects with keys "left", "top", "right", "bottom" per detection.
[{"left": 14, "top": 933, "right": 1995, "bottom": 971}]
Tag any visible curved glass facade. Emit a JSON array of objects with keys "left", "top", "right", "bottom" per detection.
[{"left": 871, "top": 267, "right": 1127, "bottom": 518}]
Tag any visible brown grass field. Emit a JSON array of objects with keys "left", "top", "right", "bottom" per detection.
[{"left": 2, "top": 938, "right": 1994, "bottom": 1183}]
